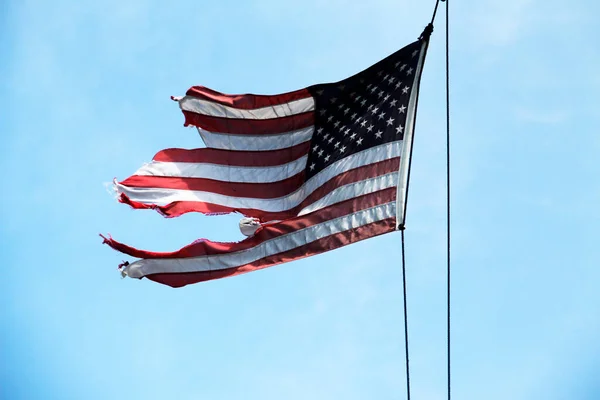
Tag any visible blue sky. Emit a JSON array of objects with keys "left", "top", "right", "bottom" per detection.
[{"left": 2, "top": 0, "right": 599, "bottom": 399}]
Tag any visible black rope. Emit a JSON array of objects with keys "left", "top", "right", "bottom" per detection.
[
  {"left": 400, "top": 228, "right": 411, "bottom": 400},
  {"left": 399, "top": 3, "right": 447, "bottom": 400},
  {"left": 399, "top": 25, "right": 433, "bottom": 400},
  {"left": 430, "top": 0, "right": 441, "bottom": 24},
  {"left": 430, "top": 2, "right": 451, "bottom": 398},
  {"left": 427, "top": 2, "right": 452, "bottom": 400},
  {"left": 444, "top": 1, "right": 451, "bottom": 400}
]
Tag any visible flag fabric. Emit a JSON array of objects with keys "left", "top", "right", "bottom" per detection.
[{"left": 103, "top": 27, "right": 432, "bottom": 288}]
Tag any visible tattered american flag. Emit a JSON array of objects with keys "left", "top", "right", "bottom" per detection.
[{"left": 103, "top": 29, "right": 431, "bottom": 288}]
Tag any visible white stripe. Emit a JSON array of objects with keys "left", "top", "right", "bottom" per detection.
[
  {"left": 179, "top": 95, "right": 315, "bottom": 120},
  {"left": 198, "top": 127, "right": 314, "bottom": 151},
  {"left": 396, "top": 40, "right": 428, "bottom": 228},
  {"left": 117, "top": 141, "right": 402, "bottom": 211},
  {"left": 124, "top": 201, "right": 396, "bottom": 278},
  {"left": 134, "top": 155, "right": 308, "bottom": 183},
  {"left": 297, "top": 172, "right": 397, "bottom": 216}
]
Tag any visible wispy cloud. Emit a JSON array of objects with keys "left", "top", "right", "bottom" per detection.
[
  {"left": 515, "top": 108, "right": 570, "bottom": 124},
  {"left": 462, "top": 0, "right": 535, "bottom": 47}
]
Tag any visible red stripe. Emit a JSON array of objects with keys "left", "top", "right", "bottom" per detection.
[
  {"left": 290, "top": 157, "right": 398, "bottom": 215},
  {"left": 120, "top": 172, "right": 306, "bottom": 199},
  {"left": 105, "top": 188, "right": 396, "bottom": 261},
  {"left": 148, "top": 219, "right": 395, "bottom": 287},
  {"left": 118, "top": 193, "right": 235, "bottom": 218},
  {"left": 183, "top": 86, "right": 313, "bottom": 110},
  {"left": 182, "top": 110, "right": 314, "bottom": 134},
  {"left": 151, "top": 141, "right": 311, "bottom": 166},
  {"left": 118, "top": 157, "right": 400, "bottom": 219}
]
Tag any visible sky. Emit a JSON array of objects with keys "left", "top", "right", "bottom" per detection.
[{"left": 1, "top": 0, "right": 600, "bottom": 399}]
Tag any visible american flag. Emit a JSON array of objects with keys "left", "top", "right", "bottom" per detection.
[{"left": 103, "top": 31, "right": 430, "bottom": 288}]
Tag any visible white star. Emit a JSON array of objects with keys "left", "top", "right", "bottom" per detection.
[
  {"left": 394, "top": 61, "right": 401, "bottom": 67},
  {"left": 377, "top": 70, "right": 384, "bottom": 76},
  {"left": 330, "top": 97, "right": 337, "bottom": 103},
  {"left": 339, "top": 145, "right": 346, "bottom": 153},
  {"left": 370, "top": 86, "right": 377, "bottom": 93},
  {"left": 351, "top": 113, "right": 357, "bottom": 120},
  {"left": 356, "top": 117, "right": 362, "bottom": 125},
  {"left": 316, "top": 89, "right": 324, "bottom": 95},
  {"left": 406, "top": 67, "right": 413, "bottom": 75},
  {"left": 338, "top": 103, "right": 344, "bottom": 109},
  {"left": 324, "top": 154, "right": 331, "bottom": 162},
  {"left": 390, "top": 99, "right": 398, "bottom": 107},
  {"left": 399, "top": 64, "right": 407, "bottom": 71},
  {"left": 317, "top": 127, "right": 324, "bottom": 134},
  {"left": 396, "top": 125, "right": 404, "bottom": 134},
  {"left": 386, "top": 117, "right": 395, "bottom": 126},
  {"left": 344, "top": 128, "right": 351, "bottom": 136},
  {"left": 367, "top": 104, "right": 373, "bottom": 111},
  {"left": 339, "top": 125, "right": 346, "bottom": 132},
  {"left": 371, "top": 106, "right": 379, "bottom": 114},
  {"left": 378, "top": 111, "right": 386, "bottom": 120},
  {"left": 310, "top": 163, "right": 316, "bottom": 170},
  {"left": 344, "top": 107, "right": 351, "bottom": 115},
  {"left": 378, "top": 90, "right": 384, "bottom": 98},
  {"left": 327, "top": 116, "right": 334, "bottom": 122},
  {"left": 319, "top": 109, "right": 326, "bottom": 116},
  {"left": 313, "top": 144, "right": 320, "bottom": 151},
  {"left": 356, "top": 137, "right": 364, "bottom": 145},
  {"left": 350, "top": 132, "right": 357, "bottom": 140},
  {"left": 318, "top": 149, "right": 324, "bottom": 157},
  {"left": 333, "top": 121, "right": 340, "bottom": 128},
  {"left": 383, "top": 94, "right": 390, "bottom": 102},
  {"left": 395, "top": 81, "right": 402, "bottom": 89},
  {"left": 354, "top": 96, "right": 361, "bottom": 103},
  {"left": 360, "top": 99, "right": 367, "bottom": 107},
  {"left": 412, "top": 49, "right": 419, "bottom": 57},
  {"left": 334, "top": 141, "right": 340, "bottom": 148},
  {"left": 375, "top": 130, "right": 383, "bottom": 138},
  {"left": 388, "top": 76, "right": 396, "bottom": 84},
  {"left": 366, "top": 83, "right": 373, "bottom": 89},
  {"left": 402, "top": 86, "right": 410, "bottom": 94},
  {"left": 350, "top": 92, "right": 356, "bottom": 98},
  {"left": 367, "top": 124, "right": 374, "bottom": 132},
  {"left": 323, "top": 133, "right": 330, "bottom": 139},
  {"left": 328, "top": 137, "right": 334, "bottom": 143},
  {"left": 360, "top": 120, "right": 367, "bottom": 127},
  {"left": 383, "top": 74, "right": 390, "bottom": 81},
  {"left": 338, "top": 84, "right": 345, "bottom": 90},
  {"left": 398, "top": 105, "right": 406, "bottom": 113}
]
